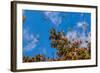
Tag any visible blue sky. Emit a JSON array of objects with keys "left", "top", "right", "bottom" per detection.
[{"left": 23, "top": 10, "right": 91, "bottom": 59}]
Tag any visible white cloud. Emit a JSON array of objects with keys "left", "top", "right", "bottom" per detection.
[
  {"left": 23, "top": 28, "right": 34, "bottom": 42},
  {"left": 66, "top": 21, "right": 89, "bottom": 42},
  {"left": 79, "top": 41, "right": 88, "bottom": 48},
  {"left": 23, "top": 28, "right": 39, "bottom": 51},
  {"left": 87, "top": 32, "right": 91, "bottom": 43},
  {"left": 24, "top": 39, "right": 38, "bottom": 51},
  {"left": 66, "top": 21, "right": 91, "bottom": 49},
  {"left": 77, "top": 21, "right": 88, "bottom": 31},
  {"left": 44, "top": 11, "right": 62, "bottom": 26},
  {"left": 77, "top": 22, "right": 83, "bottom": 28},
  {"left": 66, "top": 31, "right": 78, "bottom": 43}
]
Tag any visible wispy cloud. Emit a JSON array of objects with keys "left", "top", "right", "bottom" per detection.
[
  {"left": 79, "top": 32, "right": 91, "bottom": 48},
  {"left": 77, "top": 21, "right": 88, "bottom": 30},
  {"left": 66, "top": 21, "right": 90, "bottom": 49},
  {"left": 24, "top": 38, "right": 38, "bottom": 51},
  {"left": 66, "top": 31, "right": 78, "bottom": 43},
  {"left": 44, "top": 11, "right": 62, "bottom": 26},
  {"left": 23, "top": 28, "right": 39, "bottom": 51}
]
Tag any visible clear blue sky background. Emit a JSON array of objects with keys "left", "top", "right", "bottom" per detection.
[{"left": 23, "top": 10, "right": 91, "bottom": 59}]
